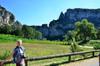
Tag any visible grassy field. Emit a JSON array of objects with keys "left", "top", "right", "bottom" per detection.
[
  {"left": 0, "top": 42, "right": 94, "bottom": 66},
  {"left": 0, "top": 43, "right": 70, "bottom": 57},
  {"left": 0, "top": 34, "right": 67, "bottom": 45},
  {"left": 0, "top": 34, "right": 98, "bottom": 66},
  {"left": 0, "top": 42, "right": 70, "bottom": 66}
]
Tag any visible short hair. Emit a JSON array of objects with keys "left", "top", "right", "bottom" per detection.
[{"left": 17, "top": 39, "right": 22, "bottom": 44}]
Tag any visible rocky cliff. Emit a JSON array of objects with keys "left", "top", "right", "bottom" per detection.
[
  {"left": 33, "top": 8, "right": 100, "bottom": 40},
  {"left": 0, "top": 5, "right": 15, "bottom": 26}
]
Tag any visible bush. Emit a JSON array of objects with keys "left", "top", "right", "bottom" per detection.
[
  {"left": 94, "top": 44, "right": 100, "bottom": 49},
  {"left": 0, "top": 50, "right": 11, "bottom": 60},
  {"left": 88, "top": 40, "right": 100, "bottom": 49},
  {"left": 70, "top": 42, "right": 83, "bottom": 52}
]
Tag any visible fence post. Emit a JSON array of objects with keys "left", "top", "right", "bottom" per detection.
[
  {"left": 25, "top": 60, "right": 28, "bottom": 66},
  {"left": 0, "top": 61, "right": 3, "bottom": 66},
  {"left": 68, "top": 55, "right": 71, "bottom": 62},
  {"left": 92, "top": 51, "right": 95, "bottom": 57}
]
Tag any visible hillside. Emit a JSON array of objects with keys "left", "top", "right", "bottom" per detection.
[
  {"left": 32, "top": 8, "right": 100, "bottom": 40},
  {"left": 0, "top": 5, "right": 22, "bottom": 33}
]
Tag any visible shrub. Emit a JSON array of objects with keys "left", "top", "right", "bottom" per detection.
[
  {"left": 0, "top": 50, "right": 11, "bottom": 60},
  {"left": 70, "top": 42, "right": 82, "bottom": 52},
  {"left": 94, "top": 44, "right": 100, "bottom": 49}
]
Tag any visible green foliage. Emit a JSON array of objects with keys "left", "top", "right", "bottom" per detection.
[
  {"left": 0, "top": 34, "right": 67, "bottom": 45},
  {"left": 64, "top": 19, "right": 97, "bottom": 45},
  {"left": 32, "top": 29, "right": 42, "bottom": 39},
  {"left": 66, "top": 31, "right": 77, "bottom": 41},
  {"left": 70, "top": 41, "right": 82, "bottom": 52},
  {"left": 0, "top": 50, "right": 11, "bottom": 60},
  {"left": 75, "top": 19, "right": 97, "bottom": 42},
  {"left": 22, "top": 25, "right": 42, "bottom": 39},
  {"left": 65, "top": 30, "right": 83, "bottom": 52},
  {"left": 22, "top": 25, "right": 34, "bottom": 39},
  {"left": 11, "top": 21, "right": 22, "bottom": 36},
  {"left": 12, "top": 29, "right": 22, "bottom": 36},
  {"left": 0, "top": 20, "right": 42, "bottom": 40},
  {"left": 0, "top": 25, "right": 12, "bottom": 34},
  {"left": 0, "top": 34, "right": 21, "bottom": 42},
  {"left": 94, "top": 44, "right": 100, "bottom": 49},
  {"left": 88, "top": 40, "right": 100, "bottom": 49}
]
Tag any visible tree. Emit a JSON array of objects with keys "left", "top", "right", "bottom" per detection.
[
  {"left": 34, "top": 30, "right": 42, "bottom": 39},
  {"left": 0, "top": 24, "right": 12, "bottom": 34},
  {"left": 22, "top": 25, "right": 34, "bottom": 39},
  {"left": 11, "top": 21, "right": 22, "bottom": 36},
  {"left": 64, "top": 31, "right": 82, "bottom": 52},
  {"left": 11, "top": 29, "right": 22, "bottom": 36},
  {"left": 22, "top": 25, "right": 42, "bottom": 39},
  {"left": 70, "top": 41, "right": 82, "bottom": 52},
  {"left": 64, "top": 30, "right": 77, "bottom": 44},
  {"left": 75, "top": 19, "right": 97, "bottom": 42}
]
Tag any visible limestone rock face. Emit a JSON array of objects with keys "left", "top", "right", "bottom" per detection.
[
  {"left": 34, "top": 8, "right": 100, "bottom": 40},
  {"left": 64, "top": 8, "right": 100, "bottom": 28},
  {"left": 0, "top": 5, "right": 15, "bottom": 26}
]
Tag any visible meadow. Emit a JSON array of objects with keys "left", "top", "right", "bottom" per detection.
[
  {"left": 0, "top": 43, "right": 71, "bottom": 66},
  {"left": 0, "top": 34, "right": 99, "bottom": 66},
  {"left": 0, "top": 43, "right": 94, "bottom": 66},
  {"left": 0, "top": 34, "right": 70, "bottom": 65}
]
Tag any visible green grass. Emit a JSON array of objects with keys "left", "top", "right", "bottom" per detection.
[
  {"left": 0, "top": 42, "right": 94, "bottom": 66},
  {"left": 0, "top": 34, "right": 67, "bottom": 45},
  {"left": 85, "top": 40, "right": 100, "bottom": 49},
  {"left": 0, "top": 43, "right": 70, "bottom": 66},
  {"left": 0, "top": 43, "right": 70, "bottom": 58}
]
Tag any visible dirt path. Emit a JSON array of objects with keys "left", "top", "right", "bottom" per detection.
[{"left": 60, "top": 57, "right": 99, "bottom": 66}]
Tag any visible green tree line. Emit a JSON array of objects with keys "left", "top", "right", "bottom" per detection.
[{"left": 0, "top": 21, "right": 42, "bottom": 40}]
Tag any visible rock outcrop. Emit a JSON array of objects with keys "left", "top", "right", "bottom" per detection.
[
  {"left": 0, "top": 5, "right": 15, "bottom": 26},
  {"left": 33, "top": 8, "right": 100, "bottom": 40}
]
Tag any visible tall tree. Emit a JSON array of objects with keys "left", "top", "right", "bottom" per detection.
[{"left": 75, "top": 19, "right": 97, "bottom": 42}]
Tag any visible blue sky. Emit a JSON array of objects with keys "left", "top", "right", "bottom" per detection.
[{"left": 0, "top": 0, "right": 100, "bottom": 25}]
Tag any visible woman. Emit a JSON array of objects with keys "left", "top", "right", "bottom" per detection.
[{"left": 13, "top": 39, "right": 26, "bottom": 66}]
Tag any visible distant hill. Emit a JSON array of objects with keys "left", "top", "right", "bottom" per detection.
[{"left": 32, "top": 8, "right": 100, "bottom": 40}]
